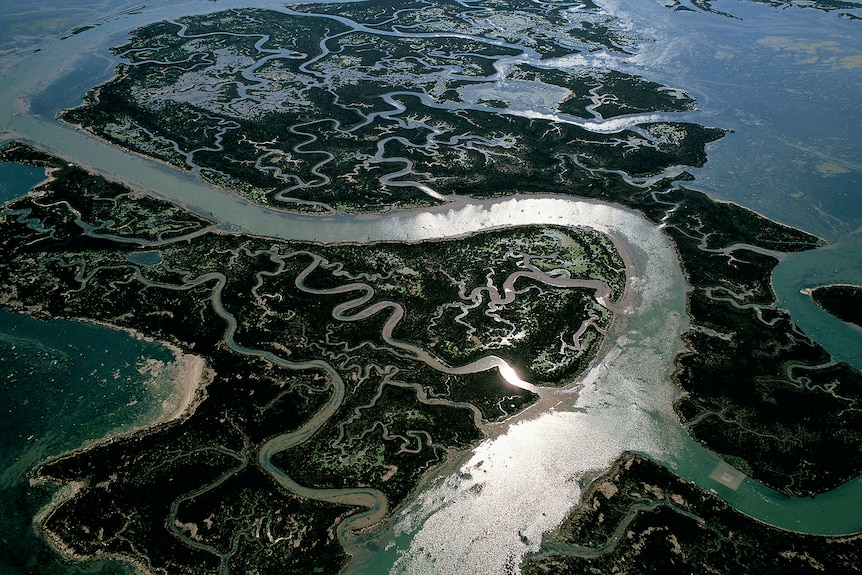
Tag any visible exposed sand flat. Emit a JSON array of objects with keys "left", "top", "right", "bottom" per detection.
[
  {"left": 162, "top": 350, "right": 208, "bottom": 423},
  {"left": 88, "top": 320, "right": 211, "bottom": 431}
]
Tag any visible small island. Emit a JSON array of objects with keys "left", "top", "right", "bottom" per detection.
[{"left": 807, "top": 284, "right": 862, "bottom": 328}]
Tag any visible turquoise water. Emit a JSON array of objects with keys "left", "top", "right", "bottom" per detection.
[
  {"left": 0, "top": 160, "right": 45, "bottom": 205},
  {"left": 772, "top": 241, "right": 862, "bottom": 371},
  {"left": 669, "top": 437, "right": 862, "bottom": 536},
  {"left": 0, "top": 309, "right": 175, "bottom": 575}
]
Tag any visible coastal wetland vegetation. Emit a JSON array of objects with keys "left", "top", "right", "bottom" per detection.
[{"left": 2, "top": 0, "right": 862, "bottom": 571}]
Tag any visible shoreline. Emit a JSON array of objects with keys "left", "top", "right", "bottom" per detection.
[
  {"left": 0, "top": 302, "right": 211, "bottom": 437},
  {"left": 6, "top": 308, "right": 212, "bottom": 575},
  {"left": 33, "top": 481, "right": 151, "bottom": 575},
  {"left": 800, "top": 282, "right": 862, "bottom": 294}
]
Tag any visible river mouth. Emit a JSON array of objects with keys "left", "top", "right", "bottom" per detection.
[{"left": 340, "top": 195, "right": 689, "bottom": 575}]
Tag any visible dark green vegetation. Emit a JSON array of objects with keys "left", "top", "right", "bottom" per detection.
[
  {"left": 561, "top": 169, "right": 862, "bottom": 496},
  {"left": 523, "top": 452, "right": 862, "bottom": 575},
  {"left": 661, "top": 189, "right": 862, "bottom": 496},
  {"left": 60, "top": 1, "right": 713, "bottom": 212},
  {"left": 5, "top": 0, "right": 862, "bottom": 571},
  {"left": 661, "top": 202, "right": 862, "bottom": 494},
  {"left": 810, "top": 284, "right": 862, "bottom": 328},
  {"left": 0, "top": 142, "right": 623, "bottom": 574}
]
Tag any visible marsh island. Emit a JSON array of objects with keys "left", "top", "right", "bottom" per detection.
[{"left": 808, "top": 284, "right": 862, "bottom": 329}]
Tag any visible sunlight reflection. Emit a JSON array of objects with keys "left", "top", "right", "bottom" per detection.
[{"left": 497, "top": 361, "right": 535, "bottom": 393}]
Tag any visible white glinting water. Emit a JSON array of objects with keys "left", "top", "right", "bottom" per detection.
[{"left": 356, "top": 198, "right": 689, "bottom": 575}]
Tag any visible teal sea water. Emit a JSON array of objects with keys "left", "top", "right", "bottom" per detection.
[
  {"left": 0, "top": 161, "right": 45, "bottom": 205},
  {"left": 0, "top": 308, "right": 176, "bottom": 575}
]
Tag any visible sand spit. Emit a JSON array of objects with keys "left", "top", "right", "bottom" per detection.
[{"left": 25, "top": 319, "right": 211, "bottom": 575}]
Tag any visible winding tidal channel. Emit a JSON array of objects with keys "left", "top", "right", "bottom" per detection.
[{"left": 2, "top": 1, "right": 862, "bottom": 574}]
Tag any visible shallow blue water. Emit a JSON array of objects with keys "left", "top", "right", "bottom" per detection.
[
  {"left": 611, "top": 0, "right": 862, "bottom": 367},
  {"left": 0, "top": 311, "right": 174, "bottom": 574},
  {"left": 0, "top": 160, "right": 45, "bottom": 205},
  {"left": 29, "top": 52, "right": 119, "bottom": 120},
  {"left": 601, "top": 0, "right": 862, "bottom": 241}
]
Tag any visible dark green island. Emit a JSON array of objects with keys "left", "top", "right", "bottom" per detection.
[{"left": 808, "top": 284, "right": 862, "bottom": 329}]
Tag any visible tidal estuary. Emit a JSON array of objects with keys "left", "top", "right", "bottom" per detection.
[{"left": 1, "top": 0, "right": 861, "bottom": 574}]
